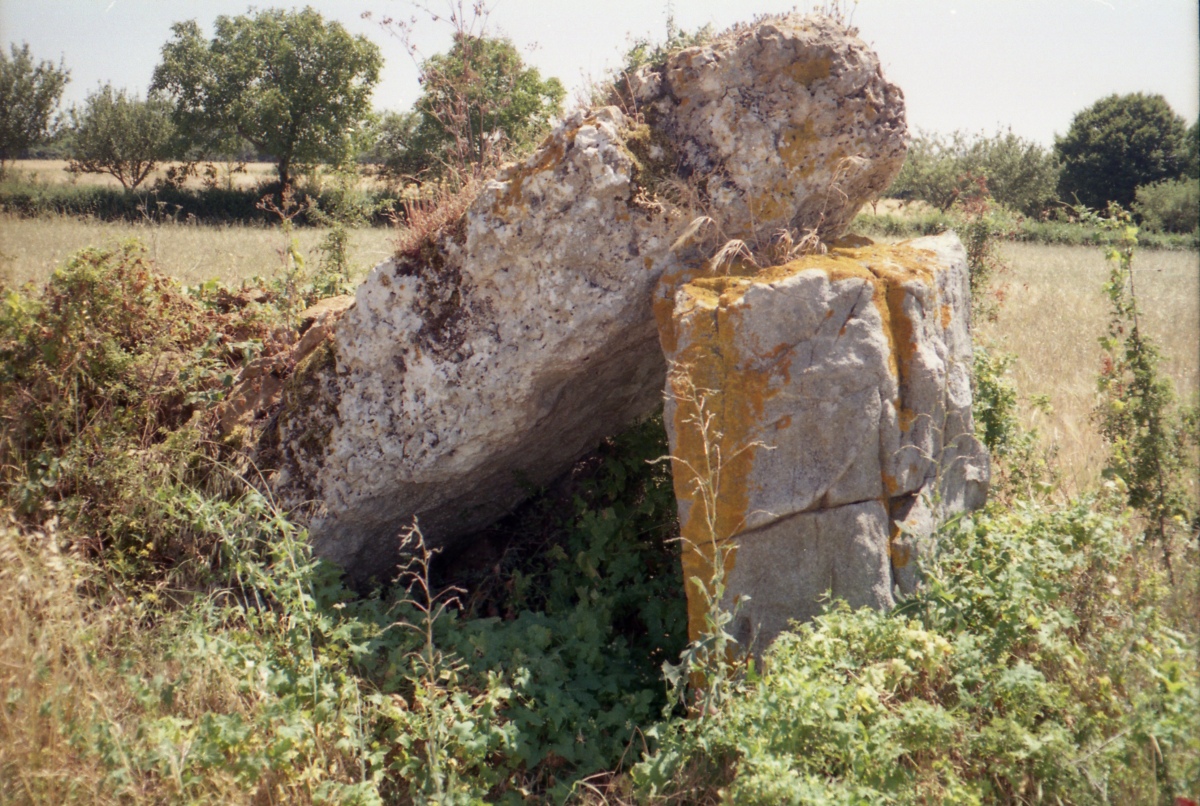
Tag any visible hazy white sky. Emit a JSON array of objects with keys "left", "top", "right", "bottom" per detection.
[{"left": 2, "top": 0, "right": 1197, "bottom": 146}]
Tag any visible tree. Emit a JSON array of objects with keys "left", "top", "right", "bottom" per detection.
[
  {"left": 1054, "top": 93, "right": 1189, "bottom": 210},
  {"left": 151, "top": 8, "right": 382, "bottom": 190},
  {"left": 66, "top": 85, "right": 176, "bottom": 190},
  {"left": 0, "top": 43, "right": 69, "bottom": 168},
  {"left": 369, "top": 109, "right": 423, "bottom": 178},
  {"left": 887, "top": 129, "right": 1060, "bottom": 216},
  {"left": 396, "top": 34, "right": 565, "bottom": 179}
]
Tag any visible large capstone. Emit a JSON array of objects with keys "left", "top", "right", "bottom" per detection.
[{"left": 621, "top": 13, "right": 906, "bottom": 242}]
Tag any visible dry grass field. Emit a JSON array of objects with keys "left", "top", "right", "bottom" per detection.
[
  {"left": 4, "top": 159, "right": 394, "bottom": 192},
  {"left": 0, "top": 215, "right": 398, "bottom": 287},
  {"left": 6, "top": 159, "right": 280, "bottom": 190},
  {"left": 982, "top": 242, "right": 1200, "bottom": 494}
]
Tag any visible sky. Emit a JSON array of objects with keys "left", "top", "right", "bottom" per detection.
[{"left": 1, "top": 0, "right": 1197, "bottom": 147}]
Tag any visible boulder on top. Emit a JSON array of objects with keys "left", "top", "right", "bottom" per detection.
[
  {"left": 658, "top": 233, "right": 989, "bottom": 652},
  {"left": 266, "top": 12, "right": 910, "bottom": 581},
  {"left": 621, "top": 14, "right": 906, "bottom": 242}
]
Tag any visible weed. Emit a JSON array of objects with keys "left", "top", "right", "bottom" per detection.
[
  {"left": 1087, "top": 204, "right": 1198, "bottom": 576},
  {"left": 633, "top": 499, "right": 1199, "bottom": 804}
]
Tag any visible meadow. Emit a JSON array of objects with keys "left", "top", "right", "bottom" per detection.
[
  {"left": 5, "top": 159, "right": 349, "bottom": 191},
  {"left": 983, "top": 242, "right": 1199, "bottom": 493},
  {"left": 0, "top": 214, "right": 398, "bottom": 287}
]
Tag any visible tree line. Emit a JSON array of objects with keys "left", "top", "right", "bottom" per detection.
[
  {"left": 2, "top": 7, "right": 1197, "bottom": 234},
  {"left": 0, "top": 7, "right": 563, "bottom": 193},
  {"left": 889, "top": 95, "right": 1199, "bottom": 233}
]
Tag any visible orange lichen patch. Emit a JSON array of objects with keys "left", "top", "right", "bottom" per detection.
[
  {"left": 491, "top": 118, "right": 595, "bottom": 216},
  {"left": 940, "top": 303, "right": 953, "bottom": 330},
  {"left": 886, "top": 506, "right": 913, "bottom": 568},
  {"left": 664, "top": 282, "right": 778, "bottom": 642},
  {"left": 660, "top": 242, "right": 943, "bottom": 640},
  {"left": 778, "top": 120, "right": 818, "bottom": 171},
  {"left": 784, "top": 56, "right": 832, "bottom": 86},
  {"left": 747, "top": 121, "right": 823, "bottom": 222},
  {"left": 748, "top": 179, "right": 792, "bottom": 223}
]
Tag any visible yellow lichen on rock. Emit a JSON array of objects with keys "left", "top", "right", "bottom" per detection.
[
  {"left": 666, "top": 284, "right": 775, "bottom": 641},
  {"left": 784, "top": 56, "right": 832, "bottom": 86},
  {"left": 660, "top": 239, "right": 960, "bottom": 643}
]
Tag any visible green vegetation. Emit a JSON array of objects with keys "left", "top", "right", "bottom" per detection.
[
  {"left": 635, "top": 499, "right": 1197, "bottom": 804},
  {"left": 385, "top": 34, "right": 565, "bottom": 181},
  {"left": 1089, "top": 207, "right": 1198, "bottom": 573},
  {"left": 151, "top": 8, "right": 383, "bottom": 190},
  {"left": 881, "top": 97, "right": 1198, "bottom": 240},
  {"left": 887, "top": 129, "right": 1060, "bottom": 216},
  {"left": 1133, "top": 177, "right": 1200, "bottom": 234},
  {"left": 1055, "top": 93, "right": 1192, "bottom": 211},
  {"left": 0, "top": 43, "right": 69, "bottom": 169},
  {"left": 66, "top": 84, "right": 176, "bottom": 190},
  {"left": 0, "top": 179, "right": 400, "bottom": 225},
  {"left": 1, "top": 11, "right": 1198, "bottom": 805},
  {"left": 1, "top": 194, "right": 1195, "bottom": 805},
  {"left": 852, "top": 205, "right": 1200, "bottom": 251}
]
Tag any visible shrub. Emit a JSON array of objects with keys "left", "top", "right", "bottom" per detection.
[
  {"left": 634, "top": 499, "right": 1199, "bottom": 804},
  {"left": 0, "top": 241, "right": 280, "bottom": 566},
  {"left": 1090, "top": 206, "right": 1197, "bottom": 573},
  {"left": 1133, "top": 177, "right": 1200, "bottom": 233},
  {"left": 0, "top": 180, "right": 398, "bottom": 225}
]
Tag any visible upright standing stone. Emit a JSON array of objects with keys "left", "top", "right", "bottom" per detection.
[{"left": 658, "top": 233, "right": 989, "bottom": 652}]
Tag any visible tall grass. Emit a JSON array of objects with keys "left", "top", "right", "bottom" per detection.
[
  {"left": 981, "top": 242, "right": 1199, "bottom": 495},
  {"left": 0, "top": 215, "right": 397, "bottom": 287}
]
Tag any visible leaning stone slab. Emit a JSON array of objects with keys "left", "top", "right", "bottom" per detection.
[
  {"left": 273, "top": 108, "right": 679, "bottom": 575},
  {"left": 658, "top": 232, "right": 989, "bottom": 651},
  {"left": 267, "top": 12, "right": 909, "bottom": 581}
]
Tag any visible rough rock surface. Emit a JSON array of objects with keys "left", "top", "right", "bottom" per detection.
[
  {"left": 217, "top": 295, "right": 356, "bottom": 438},
  {"left": 274, "top": 108, "right": 678, "bottom": 574},
  {"left": 623, "top": 14, "right": 906, "bottom": 242},
  {"left": 268, "top": 13, "right": 909, "bottom": 580},
  {"left": 659, "top": 233, "right": 989, "bottom": 651}
]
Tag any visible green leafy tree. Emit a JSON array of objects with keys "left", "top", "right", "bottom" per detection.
[
  {"left": 395, "top": 34, "right": 564, "bottom": 179},
  {"left": 1054, "top": 93, "right": 1189, "bottom": 210},
  {"left": 151, "top": 7, "right": 382, "bottom": 190},
  {"left": 66, "top": 85, "right": 176, "bottom": 190},
  {"left": 369, "top": 109, "right": 422, "bottom": 178},
  {"left": 0, "top": 43, "right": 69, "bottom": 169},
  {"left": 888, "top": 129, "right": 1060, "bottom": 216}
]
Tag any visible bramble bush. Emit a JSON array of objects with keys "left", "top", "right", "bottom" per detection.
[
  {"left": 0, "top": 241, "right": 690, "bottom": 802},
  {"left": 1087, "top": 205, "right": 1198, "bottom": 577}
]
